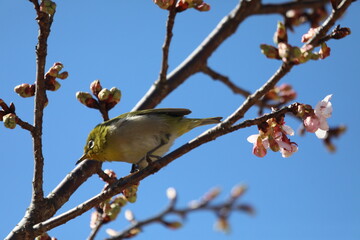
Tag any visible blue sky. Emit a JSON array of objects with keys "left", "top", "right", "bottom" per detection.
[{"left": 0, "top": 0, "right": 359, "bottom": 239}]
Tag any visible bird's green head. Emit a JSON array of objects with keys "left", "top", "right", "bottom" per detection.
[{"left": 77, "top": 124, "right": 109, "bottom": 164}]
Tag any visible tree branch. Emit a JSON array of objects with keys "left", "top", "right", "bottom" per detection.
[
  {"left": 7, "top": 0, "right": 354, "bottom": 239},
  {"left": 158, "top": 3, "right": 177, "bottom": 84},
  {"left": 32, "top": 2, "right": 55, "bottom": 203},
  {"left": 201, "top": 65, "right": 251, "bottom": 97},
  {"left": 132, "top": 0, "right": 261, "bottom": 111},
  {"left": 256, "top": 0, "right": 329, "bottom": 15}
]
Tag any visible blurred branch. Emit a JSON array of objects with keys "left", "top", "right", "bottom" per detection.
[
  {"left": 256, "top": 0, "right": 329, "bottom": 15},
  {"left": 105, "top": 186, "right": 253, "bottom": 240}
]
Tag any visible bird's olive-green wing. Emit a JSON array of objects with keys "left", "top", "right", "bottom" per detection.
[
  {"left": 103, "top": 108, "right": 192, "bottom": 126},
  {"left": 118, "top": 108, "right": 191, "bottom": 118}
]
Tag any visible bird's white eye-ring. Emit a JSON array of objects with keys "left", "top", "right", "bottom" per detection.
[{"left": 88, "top": 140, "right": 94, "bottom": 149}]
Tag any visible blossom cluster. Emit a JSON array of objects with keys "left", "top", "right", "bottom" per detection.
[
  {"left": 14, "top": 62, "right": 68, "bottom": 106},
  {"left": 76, "top": 80, "right": 121, "bottom": 111},
  {"left": 90, "top": 170, "right": 139, "bottom": 229},
  {"left": 260, "top": 21, "right": 333, "bottom": 64},
  {"left": 248, "top": 95, "right": 333, "bottom": 158}
]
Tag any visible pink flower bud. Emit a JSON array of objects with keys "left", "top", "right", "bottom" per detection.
[
  {"left": 176, "top": 0, "right": 189, "bottom": 12},
  {"left": 109, "top": 87, "right": 121, "bottom": 104},
  {"left": 278, "top": 42, "right": 291, "bottom": 62},
  {"left": 260, "top": 44, "right": 280, "bottom": 59},
  {"left": 14, "top": 83, "right": 35, "bottom": 98},
  {"left": 3, "top": 113, "right": 17, "bottom": 129},
  {"left": 214, "top": 217, "right": 230, "bottom": 233},
  {"left": 56, "top": 71, "right": 68, "bottom": 80},
  {"left": 332, "top": 26, "right": 351, "bottom": 39},
  {"left": 231, "top": 185, "right": 247, "bottom": 198},
  {"left": 97, "top": 88, "right": 111, "bottom": 101},
  {"left": 319, "top": 43, "right": 331, "bottom": 59},
  {"left": 203, "top": 187, "right": 221, "bottom": 201},
  {"left": 153, "top": 0, "right": 174, "bottom": 9},
  {"left": 273, "top": 21, "right": 288, "bottom": 44},
  {"left": 76, "top": 92, "right": 99, "bottom": 109},
  {"left": 46, "top": 79, "right": 61, "bottom": 91},
  {"left": 303, "top": 115, "right": 320, "bottom": 133},
  {"left": 253, "top": 136, "right": 267, "bottom": 157},
  {"left": 90, "top": 80, "right": 103, "bottom": 96},
  {"left": 164, "top": 221, "right": 183, "bottom": 229},
  {"left": 194, "top": 2, "right": 210, "bottom": 11}
]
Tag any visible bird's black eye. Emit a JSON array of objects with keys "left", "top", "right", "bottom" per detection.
[{"left": 88, "top": 140, "right": 94, "bottom": 149}]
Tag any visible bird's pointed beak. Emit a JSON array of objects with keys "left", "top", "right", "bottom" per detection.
[{"left": 76, "top": 154, "right": 88, "bottom": 165}]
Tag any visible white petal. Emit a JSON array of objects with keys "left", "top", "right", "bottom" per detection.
[
  {"left": 247, "top": 134, "right": 259, "bottom": 143},
  {"left": 315, "top": 129, "right": 328, "bottom": 139},
  {"left": 319, "top": 117, "right": 329, "bottom": 131},
  {"left": 323, "top": 94, "right": 333, "bottom": 102},
  {"left": 315, "top": 94, "right": 333, "bottom": 118},
  {"left": 263, "top": 138, "right": 270, "bottom": 149},
  {"left": 277, "top": 139, "right": 292, "bottom": 151},
  {"left": 282, "top": 125, "right": 294, "bottom": 136}
]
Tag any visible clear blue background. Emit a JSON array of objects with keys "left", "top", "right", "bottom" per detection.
[{"left": 0, "top": 0, "right": 359, "bottom": 239}]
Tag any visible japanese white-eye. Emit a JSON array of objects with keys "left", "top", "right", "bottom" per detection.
[{"left": 77, "top": 108, "right": 222, "bottom": 169}]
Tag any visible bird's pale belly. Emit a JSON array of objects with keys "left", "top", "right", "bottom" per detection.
[{"left": 102, "top": 115, "right": 177, "bottom": 168}]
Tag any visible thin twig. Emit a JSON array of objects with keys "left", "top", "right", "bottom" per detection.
[
  {"left": 17, "top": 117, "right": 35, "bottom": 132},
  {"left": 87, "top": 220, "right": 104, "bottom": 240},
  {"left": 201, "top": 65, "right": 251, "bottom": 97},
  {"left": 132, "top": 0, "right": 261, "bottom": 111},
  {"left": 158, "top": 3, "right": 177, "bottom": 83}
]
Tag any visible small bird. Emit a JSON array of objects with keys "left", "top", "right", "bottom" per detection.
[{"left": 77, "top": 108, "right": 222, "bottom": 169}]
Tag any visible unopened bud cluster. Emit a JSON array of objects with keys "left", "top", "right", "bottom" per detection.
[
  {"left": 209, "top": 184, "right": 253, "bottom": 233},
  {"left": 90, "top": 170, "right": 138, "bottom": 229},
  {"left": 153, "top": 0, "right": 210, "bottom": 12},
  {"left": 260, "top": 21, "right": 346, "bottom": 64},
  {"left": 91, "top": 194, "right": 128, "bottom": 228},
  {"left": 14, "top": 62, "right": 68, "bottom": 102},
  {"left": 76, "top": 80, "right": 121, "bottom": 111}
]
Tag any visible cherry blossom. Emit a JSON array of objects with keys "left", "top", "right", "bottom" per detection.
[{"left": 314, "top": 94, "right": 333, "bottom": 138}]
